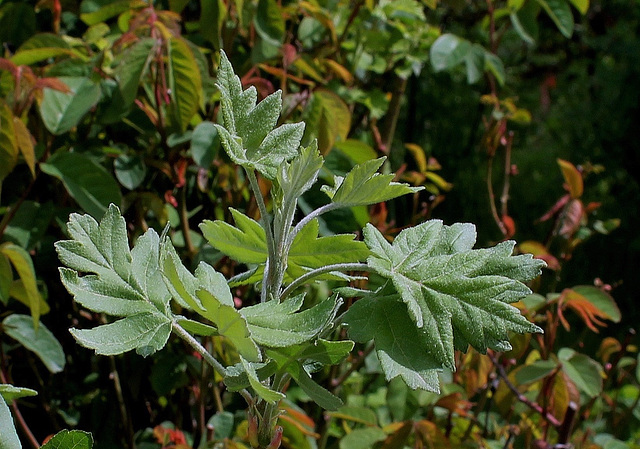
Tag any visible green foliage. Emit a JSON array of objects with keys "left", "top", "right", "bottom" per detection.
[{"left": 0, "top": 0, "right": 636, "bottom": 448}]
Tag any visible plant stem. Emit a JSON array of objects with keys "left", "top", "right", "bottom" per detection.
[
  {"left": 179, "top": 185, "right": 195, "bottom": 257},
  {"left": 280, "top": 262, "right": 372, "bottom": 300},
  {"left": 287, "top": 203, "right": 340, "bottom": 247},
  {"left": 246, "top": 169, "right": 277, "bottom": 302},
  {"left": 172, "top": 321, "right": 253, "bottom": 406},
  {"left": 109, "top": 356, "right": 134, "bottom": 448},
  {"left": 487, "top": 155, "right": 507, "bottom": 236},
  {"left": 488, "top": 353, "right": 561, "bottom": 427}
]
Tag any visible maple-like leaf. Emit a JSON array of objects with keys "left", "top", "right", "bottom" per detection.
[{"left": 344, "top": 220, "right": 544, "bottom": 390}]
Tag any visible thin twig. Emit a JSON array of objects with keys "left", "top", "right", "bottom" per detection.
[
  {"left": 288, "top": 202, "right": 339, "bottom": 246},
  {"left": 280, "top": 263, "right": 372, "bottom": 300},
  {"left": 109, "top": 356, "right": 134, "bottom": 448},
  {"left": 488, "top": 353, "right": 562, "bottom": 428},
  {"left": 487, "top": 156, "right": 507, "bottom": 236},
  {"left": 246, "top": 169, "right": 276, "bottom": 302},
  {"left": 500, "top": 132, "right": 514, "bottom": 218},
  {"left": 0, "top": 366, "right": 40, "bottom": 449},
  {"left": 179, "top": 185, "right": 195, "bottom": 257}
]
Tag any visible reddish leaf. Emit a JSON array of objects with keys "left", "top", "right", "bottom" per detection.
[
  {"left": 282, "top": 43, "right": 297, "bottom": 68},
  {"left": 34, "top": 77, "right": 71, "bottom": 94},
  {"left": 435, "top": 392, "right": 473, "bottom": 417},
  {"left": 518, "top": 241, "right": 560, "bottom": 270},
  {"left": 537, "top": 193, "right": 570, "bottom": 223},
  {"left": 502, "top": 214, "right": 516, "bottom": 238},
  {"left": 597, "top": 337, "right": 622, "bottom": 364},
  {"left": 560, "top": 288, "right": 613, "bottom": 333},
  {"left": 558, "top": 199, "right": 584, "bottom": 238},
  {"left": 380, "top": 421, "right": 412, "bottom": 449},
  {"left": 557, "top": 159, "right": 583, "bottom": 199}
]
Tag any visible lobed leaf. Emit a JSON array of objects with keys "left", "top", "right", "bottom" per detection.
[
  {"left": 215, "top": 51, "right": 304, "bottom": 179},
  {"left": 242, "top": 294, "right": 341, "bottom": 347},
  {"left": 56, "top": 205, "right": 173, "bottom": 356},
  {"left": 321, "top": 157, "right": 422, "bottom": 207},
  {"left": 201, "top": 211, "right": 369, "bottom": 284},
  {"left": 344, "top": 220, "right": 544, "bottom": 389}
]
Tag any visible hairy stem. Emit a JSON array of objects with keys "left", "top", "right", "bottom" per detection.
[
  {"left": 280, "top": 263, "right": 372, "bottom": 300},
  {"left": 287, "top": 202, "right": 340, "bottom": 247},
  {"left": 246, "top": 169, "right": 277, "bottom": 302},
  {"left": 172, "top": 321, "right": 253, "bottom": 407}
]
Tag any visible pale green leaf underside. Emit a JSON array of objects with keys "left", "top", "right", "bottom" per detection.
[
  {"left": 0, "top": 395, "right": 20, "bottom": 449},
  {"left": 201, "top": 212, "right": 369, "bottom": 283},
  {"left": 240, "top": 357, "right": 284, "bottom": 404},
  {"left": 0, "top": 384, "right": 37, "bottom": 402},
  {"left": 242, "top": 295, "right": 341, "bottom": 348},
  {"left": 56, "top": 205, "right": 172, "bottom": 356}
]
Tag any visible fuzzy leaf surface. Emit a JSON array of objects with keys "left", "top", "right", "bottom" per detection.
[
  {"left": 160, "top": 241, "right": 261, "bottom": 362},
  {"left": 346, "top": 221, "right": 544, "bottom": 387},
  {"left": 241, "top": 294, "right": 342, "bottom": 347},
  {"left": 56, "top": 205, "right": 172, "bottom": 356},
  {"left": 0, "top": 395, "right": 20, "bottom": 449},
  {"left": 214, "top": 51, "right": 304, "bottom": 179},
  {"left": 321, "top": 157, "right": 422, "bottom": 207}
]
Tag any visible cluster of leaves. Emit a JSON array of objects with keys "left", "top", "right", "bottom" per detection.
[{"left": 0, "top": 0, "right": 637, "bottom": 449}]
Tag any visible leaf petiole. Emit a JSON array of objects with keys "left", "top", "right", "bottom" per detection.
[{"left": 279, "top": 262, "right": 372, "bottom": 301}]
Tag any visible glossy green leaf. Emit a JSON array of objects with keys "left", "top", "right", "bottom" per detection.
[
  {"left": 559, "top": 348, "right": 603, "bottom": 398},
  {"left": 3, "top": 314, "right": 65, "bottom": 373},
  {"left": 430, "top": 34, "right": 472, "bottom": 72},
  {"left": 0, "top": 100, "right": 17, "bottom": 181},
  {"left": 168, "top": 37, "right": 202, "bottom": 132},
  {"left": 0, "top": 243, "right": 42, "bottom": 325},
  {"left": 40, "top": 430, "right": 93, "bottom": 449},
  {"left": 11, "top": 33, "right": 78, "bottom": 66},
  {"left": 536, "top": 0, "right": 574, "bottom": 38},
  {"left": 322, "top": 157, "right": 422, "bottom": 207},
  {"left": 101, "top": 38, "right": 155, "bottom": 122},
  {"left": 41, "top": 152, "right": 122, "bottom": 219},
  {"left": 339, "top": 427, "right": 387, "bottom": 449},
  {"left": 114, "top": 154, "right": 146, "bottom": 190},
  {"left": 569, "top": 0, "right": 589, "bottom": 14},
  {"left": 0, "top": 2, "right": 36, "bottom": 48},
  {"left": 3, "top": 201, "right": 54, "bottom": 251},
  {"left": 242, "top": 295, "right": 341, "bottom": 347},
  {"left": 0, "top": 395, "right": 20, "bottom": 449},
  {"left": 0, "top": 384, "right": 37, "bottom": 402},
  {"left": 39, "top": 76, "right": 101, "bottom": 135},
  {"left": 356, "top": 221, "right": 544, "bottom": 380},
  {"left": 515, "top": 359, "right": 558, "bottom": 385},
  {"left": 304, "top": 89, "right": 352, "bottom": 154},
  {"left": 254, "top": 0, "right": 285, "bottom": 46},
  {"left": 200, "top": 0, "right": 226, "bottom": 48},
  {"left": 190, "top": 121, "right": 220, "bottom": 168},
  {"left": 80, "top": 0, "right": 143, "bottom": 25},
  {"left": 56, "top": 205, "right": 173, "bottom": 356}
]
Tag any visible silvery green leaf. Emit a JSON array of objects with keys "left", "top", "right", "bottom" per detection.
[
  {"left": 56, "top": 205, "right": 172, "bottom": 356},
  {"left": 359, "top": 221, "right": 544, "bottom": 372}
]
